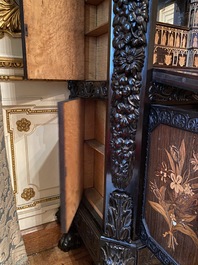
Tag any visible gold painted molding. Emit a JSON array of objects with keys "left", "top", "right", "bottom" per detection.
[
  {"left": 0, "top": 57, "right": 23, "bottom": 68},
  {"left": 0, "top": 0, "right": 21, "bottom": 38},
  {"left": 0, "top": 75, "right": 23, "bottom": 81},
  {"left": 17, "top": 196, "right": 60, "bottom": 210}
]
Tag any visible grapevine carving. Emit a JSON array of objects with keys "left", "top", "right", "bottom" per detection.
[
  {"left": 105, "top": 191, "right": 133, "bottom": 243},
  {"left": 110, "top": 0, "right": 149, "bottom": 189}
]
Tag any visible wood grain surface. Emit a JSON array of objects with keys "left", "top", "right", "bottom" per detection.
[{"left": 28, "top": 246, "right": 93, "bottom": 265}]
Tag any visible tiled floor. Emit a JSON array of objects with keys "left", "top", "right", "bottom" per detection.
[{"left": 28, "top": 246, "right": 93, "bottom": 265}]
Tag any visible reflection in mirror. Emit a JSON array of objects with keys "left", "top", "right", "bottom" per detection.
[
  {"left": 154, "top": 0, "right": 198, "bottom": 68},
  {"left": 157, "top": 0, "right": 189, "bottom": 26}
]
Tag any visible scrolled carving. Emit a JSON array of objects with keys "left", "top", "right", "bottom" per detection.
[
  {"left": 68, "top": 81, "right": 108, "bottom": 99},
  {"left": 149, "top": 82, "right": 198, "bottom": 103},
  {"left": 110, "top": 0, "right": 149, "bottom": 189},
  {"left": 105, "top": 191, "right": 133, "bottom": 243},
  {"left": 101, "top": 242, "right": 135, "bottom": 265},
  {"left": 0, "top": 0, "right": 21, "bottom": 38}
]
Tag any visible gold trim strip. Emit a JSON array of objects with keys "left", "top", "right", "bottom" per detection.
[
  {"left": 0, "top": 57, "right": 23, "bottom": 68},
  {"left": 6, "top": 108, "right": 58, "bottom": 194},
  {"left": 17, "top": 196, "right": 60, "bottom": 210},
  {"left": 0, "top": 75, "right": 24, "bottom": 81},
  {"left": 0, "top": 0, "right": 21, "bottom": 39}
]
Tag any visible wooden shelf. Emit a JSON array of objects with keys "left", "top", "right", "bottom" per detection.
[
  {"left": 86, "top": 0, "right": 104, "bottom": 5},
  {"left": 85, "top": 139, "right": 105, "bottom": 155},
  {"left": 85, "top": 22, "right": 108, "bottom": 37},
  {"left": 153, "top": 67, "right": 198, "bottom": 93},
  {"left": 84, "top": 188, "right": 103, "bottom": 219}
]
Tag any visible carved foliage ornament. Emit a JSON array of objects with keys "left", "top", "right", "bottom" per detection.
[
  {"left": 105, "top": 191, "right": 133, "bottom": 243},
  {"left": 68, "top": 81, "right": 108, "bottom": 99},
  {"left": 149, "top": 82, "right": 198, "bottom": 103},
  {"left": 110, "top": 0, "right": 149, "bottom": 189},
  {"left": 101, "top": 242, "right": 135, "bottom": 265},
  {"left": 0, "top": 0, "right": 21, "bottom": 38}
]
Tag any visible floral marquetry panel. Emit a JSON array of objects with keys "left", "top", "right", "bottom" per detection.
[{"left": 144, "top": 124, "right": 198, "bottom": 265}]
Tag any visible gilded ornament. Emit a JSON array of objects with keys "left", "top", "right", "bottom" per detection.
[
  {"left": 0, "top": 75, "right": 23, "bottom": 81},
  {"left": 21, "top": 187, "right": 35, "bottom": 201},
  {"left": 16, "top": 118, "right": 31, "bottom": 132},
  {"left": 0, "top": 57, "right": 23, "bottom": 68},
  {"left": 0, "top": 0, "right": 21, "bottom": 38}
]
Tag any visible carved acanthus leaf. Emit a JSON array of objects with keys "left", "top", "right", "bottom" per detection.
[
  {"left": 105, "top": 191, "right": 133, "bottom": 243},
  {"left": 0, "top": 0, "right": 21, "bottom": 38},
  {"left": 101, "top": 242, "right": 135, "bottom": 265}
]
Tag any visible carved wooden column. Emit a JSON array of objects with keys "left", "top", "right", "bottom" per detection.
[{"left": 101, "top": 0, "right": 160, "bottom": 264}]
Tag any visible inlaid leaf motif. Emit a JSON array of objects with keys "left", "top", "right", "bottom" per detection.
[
  {"left": 173, "top": 224, "right": 198, "bottom": 248},
  {"left": 149, "top": 139, "right": 198, "bottom": 251},
  {"left": 148, "top": 201, "right": 170, "bottom": 227}
]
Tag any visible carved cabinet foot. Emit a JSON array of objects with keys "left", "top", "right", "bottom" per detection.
[{"left": 58, "top": 225, "right": 82, "bottom": 252}]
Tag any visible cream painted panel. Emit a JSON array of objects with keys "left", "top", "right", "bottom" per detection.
[
  {"left": 0, "top": 35, "right": 23, "bottom": 58},
  {"left": 0, "top": 81, "right": 69, "bottom": 106},
  {"left": 0, "top": 32, "right": 69, "bottom": 230},
  {"left": 4, "top": 106, "right": 60, "bottom": 230},
  {"left": 0, "top": 80, "right": 68, "bottom": 230}
]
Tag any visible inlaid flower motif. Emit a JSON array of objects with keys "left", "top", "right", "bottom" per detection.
[
  {"left": 190, "top": 152, "right": 198, "bottom": 172},
  {"left": 149, "top": 139, "right": 198, "bottom": 251},
  {"left": 170, "top": 173, "right": 183, "bottom": 193},
  {"left": 184, "top": 183, "right": 194, "bottom": 196}
]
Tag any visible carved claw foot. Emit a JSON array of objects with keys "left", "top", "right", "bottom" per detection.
[{"left": 58, "top": 226, "right": 82, "bottom": 252}]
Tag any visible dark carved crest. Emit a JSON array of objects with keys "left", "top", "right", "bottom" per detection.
[
  {"left": 149, "top": 82, "right": 198, "bottom": 103},
  {"left": 101, "top": 242, "right": 135, "bottom": 265},
  {"left": 68, "top": 81, "right": 108, "bottom": 99},
  {"left": 149, "top": 106, "right": 198, "bottom": 133},
  {"left": 105, "top": 191, "right": 133, "bottom": 243},
  {"left": 110, "top": 0, "right": 149, "bottom": 189}
]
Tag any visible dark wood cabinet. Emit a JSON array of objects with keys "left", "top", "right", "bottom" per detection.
[
  {"left": 20, "top": 0, "right": 196, "bottom": 264},
  {"left": 57, "top": 0, "right": 163, "bottom": 264}
]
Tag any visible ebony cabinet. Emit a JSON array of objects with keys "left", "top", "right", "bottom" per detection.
[
  {"left": 23, "top": 0, "right": 196, "bottom": 264},
  {"left": 57, "top": 0, "right": 163, "bottom": 264}
]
